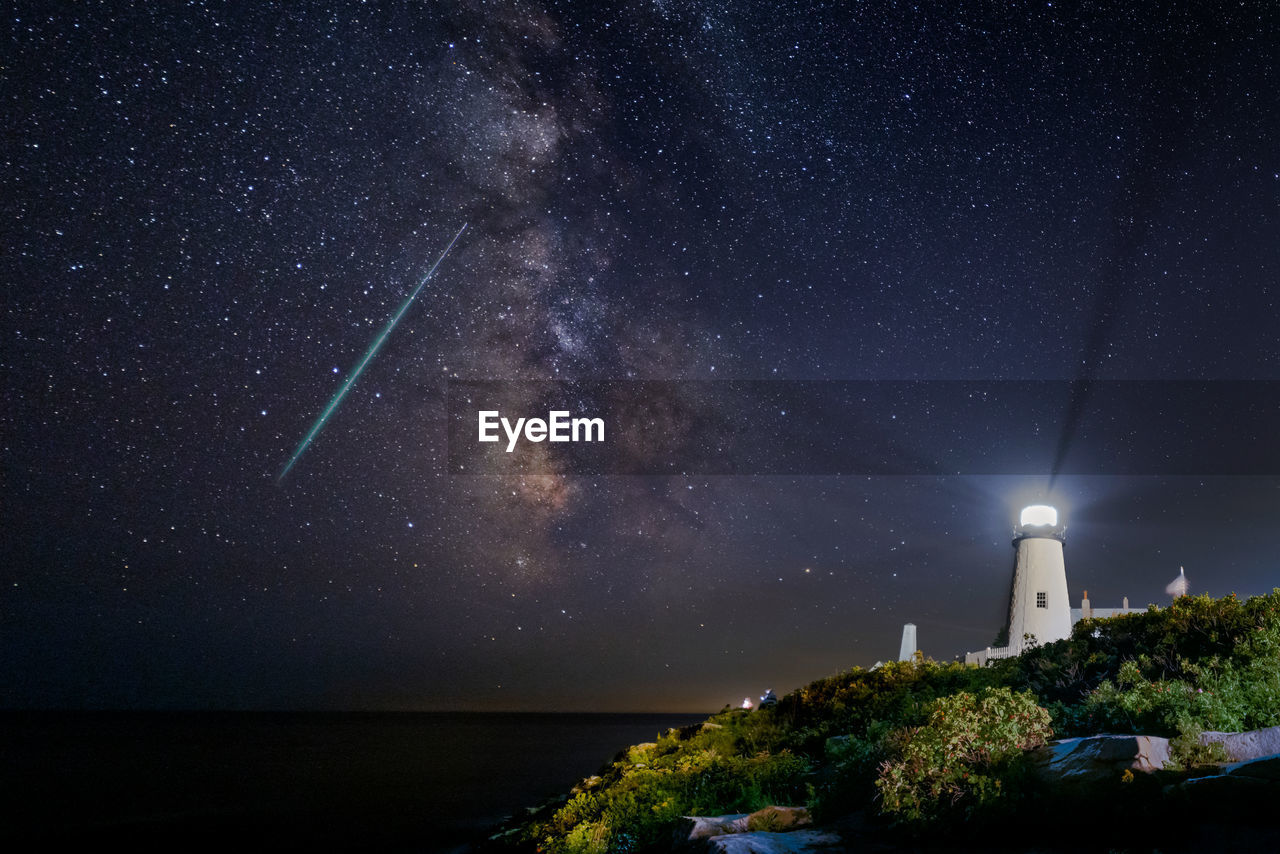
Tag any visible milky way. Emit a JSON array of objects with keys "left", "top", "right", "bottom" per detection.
[{"left": 4, "top": 1, "right": 1279, "bottom": 711}]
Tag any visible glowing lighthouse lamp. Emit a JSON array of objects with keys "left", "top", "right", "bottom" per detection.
[{"left": 1019, "top": 504, "right": 1059, "bottom": 528}]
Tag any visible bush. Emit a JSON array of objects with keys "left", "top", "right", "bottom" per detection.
[
  {"left": 505, "top": 591, "right": 1280, "bottom": 852},
  {"left": 527, "top": 746, "right": 810, "bottom": 853},
  {"left": 875, "top": 687, "right": 1053, "bottom": 823},
  {"left": 810, "top": 722, "right": 891, "bottom": 820},
  {"left": 1167, "top": 722, "right": 1231, "bottom": 771},
  {"left": 1075, "top": 593, "right": 1280, "bottom": 737},
  {"left": 1013, "top": 590, "right": 1280, "bottom": 713}
]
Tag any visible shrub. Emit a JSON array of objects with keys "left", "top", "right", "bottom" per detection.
[
  {"left": 507, "top": 592, "right": 1280, "bottom": 851},
  {"left": 527, "top": 746, "right": 809, "bottom": 853},
  {"left": 875, "top": 687, "right": 1052, "bottom": 823},
  {"left": 560, "top": 819, "right": 609, "bottom": 854},
  {"left": 1167, "top": 722, "right": 1230, "bottom": 772},
  {"left": 811, "top": 721, "right": 891, "bottom": 820},
  {"left": 1081, "top": 658, "right": 1199, "bottom": 736}
]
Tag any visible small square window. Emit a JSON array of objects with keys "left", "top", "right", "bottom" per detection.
[{"left": 1036, "top": 592, "right": 1047, "bottom": 608}]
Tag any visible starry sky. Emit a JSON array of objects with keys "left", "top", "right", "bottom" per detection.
[{"left": 4, "top": 1, "right": 1279, "bottom": 712}]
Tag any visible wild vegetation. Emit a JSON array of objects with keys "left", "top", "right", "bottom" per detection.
[{"left": 505, "top": 590, "right": 1280, "bottom": 853}]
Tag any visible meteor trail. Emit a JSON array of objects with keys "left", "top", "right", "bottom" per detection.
[{"left": 278, "top": 223, "right": 467, "bottom": 481}]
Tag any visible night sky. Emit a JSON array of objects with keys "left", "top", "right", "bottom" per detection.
[{"left": 5, "top": 1, "right": 1279, "bottom": 712}]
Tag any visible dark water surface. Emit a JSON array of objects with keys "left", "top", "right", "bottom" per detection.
[{"left": 0, "top": 711, "right": 707, "bottom": 852}]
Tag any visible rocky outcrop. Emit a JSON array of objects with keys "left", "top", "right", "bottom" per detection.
[
  {"left": 1030, "top": 734, "right": 1170, "bottom": 784},
  {"left": 1200, "top": 725, "right": 1280, "bottom": 762},
  {"left": 570, "top": 775, "right": 602, "bottom": 795},
  {"left": 1184, "top": 753, "right": 1280, "bottom": 787},
  {"left": 675, "top": 813, "right": 750, "bottom": 841},
  {"left": 701, "top": 829, "right": 844, "bottom": 853},
  {"left": 1228, "top": 753, "right": 1280, "bottom": 781},
  {"left": 675, "top": 807, "right": 818, "bottom": 850},
  {"left": 1170, "top": 753, "right": 1280, "bottom": 814}
]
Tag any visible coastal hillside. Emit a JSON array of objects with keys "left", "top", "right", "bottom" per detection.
[{"left": 491, "top": 590, "right": 1280, "bottom": 852}]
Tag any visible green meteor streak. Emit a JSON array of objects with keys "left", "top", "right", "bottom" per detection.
[{"left": 278, "top": 223, "right": 468, "bottom": 481}]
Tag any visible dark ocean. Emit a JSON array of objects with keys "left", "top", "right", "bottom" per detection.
[{"left": 0, "top": 711, "right": 707, "bottom": 852}]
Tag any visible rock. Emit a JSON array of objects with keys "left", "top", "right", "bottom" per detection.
[
  {"left": 745, "top": 806, "right": 812, "bottom": 832},
  {"left": 1177, "top": 772, "right": 1272, "bottom": 797},
  {"left": 676, "top": 807, "right": 812, "bottom": 847},
  {"left": 1171, "top": 754, "right": 1280, "bottom": 815},
  {"left": 704, "top": 829, "right": 844, "bottom": 853},
  {"left": 570, "top": 775, "right": 602, "bottom": 794},
  {"left": 674, "top": 814, "right": 750, "bottom": 844},
  {"left": 1200, "top": 725, "right": 1280, "bottom": 762},
  {"left": 522, "top": 793, "right": 567, "bottom": 816},
  {"left": 1226, "top": 753, "right": 1280, "bottom": 782},
  {"left": 1031, "top": 734, "right": 1170, "bottom": 784},
  {"left": 487, "top": 825, "right": 525, "bottom": 844}
]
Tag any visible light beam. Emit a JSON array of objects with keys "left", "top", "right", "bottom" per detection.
[{"left": 278, "top": 223, "right": 467, "bottom": 481}]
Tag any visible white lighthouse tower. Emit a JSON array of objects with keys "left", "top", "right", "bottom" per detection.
[
  {"left": 898, "top": 623, "right": 917, "bottom": 662},
  {"left": 965, "top": 503, "right": 1143, "bottom": 666},
  {"left": 1005, "top": 504, "right": 1072, "bottom": 653}
]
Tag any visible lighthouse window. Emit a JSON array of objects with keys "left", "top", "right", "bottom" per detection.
[{"left": 1036, "top": 592, "right": 1047, "bottom": 608}]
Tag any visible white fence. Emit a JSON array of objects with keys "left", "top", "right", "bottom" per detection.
[{"left": 964, "top": 645, "right": 1015, "bottom": 666}]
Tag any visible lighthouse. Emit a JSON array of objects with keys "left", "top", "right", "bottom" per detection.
[
  {"left": 898, "top": 623, "right": 917, "bottom": 662},
  {"left": 964, "top": 503, "right": 1143, "bottom": 666},
  {"left": 1005, "top": 504, "right": 1071, "bottom": 653}
]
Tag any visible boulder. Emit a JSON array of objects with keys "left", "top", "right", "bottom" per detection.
[
  {"left": 675, "top": 807, "right": 813, "bottom": 847},
  {"left": 674, "top": 814, "right": 750, "bottom": 843},
  {"left": 1031, "top": 734, "right": 1170, "bottom": 784},
  {"left": 570, "top": 775, "right": 602, "bottom": 794},
  {"left": 1176, "top": 773, "right": 1272, "bottom": 797},
  {"left": 703, "top": 830, "right": 844, "bottom": 853},
  {"left": 1172, "top": 754, "right": 1280, "bottom": 813},
  {"left": 1200, "top": 725, "right": 1280, "bottom": 762},
  {"left": 1226, "top": 753, "right": 1280, "bottom": 782}
]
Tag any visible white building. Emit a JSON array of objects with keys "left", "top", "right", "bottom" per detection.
[
  {"left": 898, "top": 623, "right": 917, "bottom": 662},
  {"left": 965, "top": 504, "right": 1142, "bottom": 666}
]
